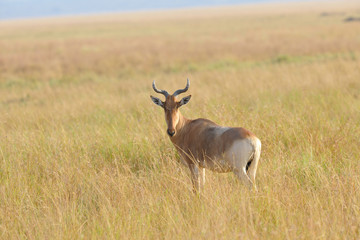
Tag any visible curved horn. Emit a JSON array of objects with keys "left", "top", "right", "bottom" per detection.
[
  {"left": 173, "top": 79, "right": 190, "bottom": 97},
  {"left": 152, "top": 81, "right": 169, "bottom": 97}
]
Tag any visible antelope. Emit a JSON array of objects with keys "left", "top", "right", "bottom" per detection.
[{"left": 150, "top": 79, "right": 261, "bottom": 192}]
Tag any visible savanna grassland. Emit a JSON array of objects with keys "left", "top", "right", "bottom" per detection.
[{"left": 0, "top": 1, "right": 360, "bottom": 239}]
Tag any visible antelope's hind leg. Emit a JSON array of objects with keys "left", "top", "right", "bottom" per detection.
[
  {"left": 247, "top": 156, "right": 260, "bottom": 191},
  {"left": 247, "top": 138, "right": 261, "bottom": 191},
  {"left": 233, "top": 168, "right": 253, "bottom": 190},
  {"left": 228, "top": 140, "right": 255, "bottom": 190}
]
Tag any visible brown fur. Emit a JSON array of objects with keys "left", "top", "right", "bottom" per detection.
[{"left": 170, "top": 111, "right": 255, "bottom": 172}]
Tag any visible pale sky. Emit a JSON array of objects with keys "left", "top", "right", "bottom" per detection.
[{"left": 0, "top": 0, "right": 310, "bottom": 20}]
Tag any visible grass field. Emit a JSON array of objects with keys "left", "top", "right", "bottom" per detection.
[{"left": 1, "top": 0, "right": 360, "bottom": 239}]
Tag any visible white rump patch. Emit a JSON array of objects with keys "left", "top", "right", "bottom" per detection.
[{"left": 226, "top": 139, "right": 254, "bottom": 170}]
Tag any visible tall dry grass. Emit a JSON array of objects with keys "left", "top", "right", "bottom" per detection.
[{"left": 0, "top": 1, "right": 359, "bottom": 239}]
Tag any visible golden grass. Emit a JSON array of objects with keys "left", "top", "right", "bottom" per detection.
[{"left": 0, "top": 1, "right": 360, "bottom": 239}]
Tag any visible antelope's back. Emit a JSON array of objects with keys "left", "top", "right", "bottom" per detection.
[{"left": 180, "top": 118, "right": 256, "bottom": 161}]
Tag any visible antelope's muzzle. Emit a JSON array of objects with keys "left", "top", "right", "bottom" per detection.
[{"left": 167, "top": 129, "right": 175, "bottom": 137}]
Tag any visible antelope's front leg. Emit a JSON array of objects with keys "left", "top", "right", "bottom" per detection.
[
  {"left": 189, "top": 164, "right": 200, "bottom": 193},
  {"left": 200, "top": 167, "right": 205, "bottom": 189}
]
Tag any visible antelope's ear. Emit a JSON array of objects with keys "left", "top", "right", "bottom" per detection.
[
  {"left": 150, "top": 95, "right": 164, "bottom": 108},
  {"left": 179, "top": 95, "right": 191, "bottom": 107}
]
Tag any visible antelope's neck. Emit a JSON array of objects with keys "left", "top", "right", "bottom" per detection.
[
  {"left": 171, "top": 112, "right": 190, "bottom": 145},
  {"left": 176, "top": 111, "right": 189, "bottom": 132}
]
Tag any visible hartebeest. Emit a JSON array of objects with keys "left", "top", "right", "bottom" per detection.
[{"left": 150, "top": 79, "right": 261, "bottom": 192}]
